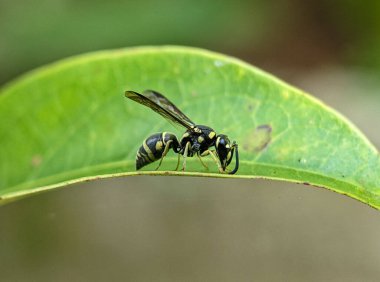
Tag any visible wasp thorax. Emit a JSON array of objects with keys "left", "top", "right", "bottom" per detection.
[
  {"left": 179, "top": 125, "right": 216, "bottom": 155},
  {"left": 196, "top": 125, "right": 216, "bottom": 142}
]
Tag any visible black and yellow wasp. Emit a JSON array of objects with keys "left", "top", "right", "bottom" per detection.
[{"left": 125, "top": 90, "right": 239, "bottom": 174}]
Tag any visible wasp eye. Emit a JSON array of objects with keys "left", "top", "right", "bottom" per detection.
[{"left": 216, "top": 134, "right": 229, "bottom": 149}]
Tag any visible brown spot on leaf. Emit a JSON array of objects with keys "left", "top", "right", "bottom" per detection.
[
  {"left": 242, "top": 124, "right": 272, "bottom": 153},
  {"left": 31, "top": 155, "right": 42, "bottom": 167},
  {"left": 247, "top": 103, "right": 254, "bottom": 112},
  {"left": 191, "top": 91, "right": 198, "bottom": 97}
]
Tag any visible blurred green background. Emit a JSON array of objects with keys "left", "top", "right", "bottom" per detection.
[{"left": 1, "top": 0, "right": 380, "bottom": 281}]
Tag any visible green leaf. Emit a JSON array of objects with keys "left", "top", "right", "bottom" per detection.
[{"left": 1, "top": 46, "right": 379, "bottom": 208}]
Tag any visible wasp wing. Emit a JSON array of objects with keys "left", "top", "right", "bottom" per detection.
[
  {"left": 143, "top": 90, "right": 195, "bottom": 126},
  {"left": 125, "top": 90, "right": 195, "bottom": 129}
]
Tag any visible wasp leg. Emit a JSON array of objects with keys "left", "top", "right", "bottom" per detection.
[
  {"left": 196, "top": 152, "right": 209, "bottom": 170},
  {"left": 202, "top": 150, "right": 224, "bottom": 173},
  {"left": 175, "top": 154, "right": 181, "bottom": 171},
  {"left": 155, "top": 140, "right": 173, "bottom": 171},
  {"left": 182, "top": 141, "right": 191, "bottom": 171},
  {"left": 200, "top": 149, "right": 216, "bottom": 157}
]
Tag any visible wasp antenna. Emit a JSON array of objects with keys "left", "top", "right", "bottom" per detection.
[{"left": 228, "top": 143, "right": 239, "bottom": 175}]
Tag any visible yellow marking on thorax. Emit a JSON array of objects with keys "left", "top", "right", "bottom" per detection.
[
  {"left": 208, "top": 131, "right": 216, "bottom": 139},
  {"left": 193, "top": 127, "right": 201, "bottom": 133},
  {"left": 197, "top": 136, "right": 204, "bottom": 143}
]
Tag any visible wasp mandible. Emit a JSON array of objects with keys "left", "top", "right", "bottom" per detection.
[{"left": 125, "top": 90, "right": 239, "bottom": 174}]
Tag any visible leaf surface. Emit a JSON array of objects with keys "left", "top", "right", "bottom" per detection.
[{"left": 1, "top": 46, "right": 379, "bottom": 208}]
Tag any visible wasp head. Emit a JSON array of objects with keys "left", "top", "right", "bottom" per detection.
[{"left": 215, "top": 134, "right": 239, "bottom": 174}]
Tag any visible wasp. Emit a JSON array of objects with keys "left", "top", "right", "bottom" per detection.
[{"left": 125, "top": 90, "right": 239, "bottom": 174}]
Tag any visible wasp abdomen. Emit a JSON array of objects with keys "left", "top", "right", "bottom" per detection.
[{"left": 136, "top": 132, "right": 179, "bottom": 170}]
